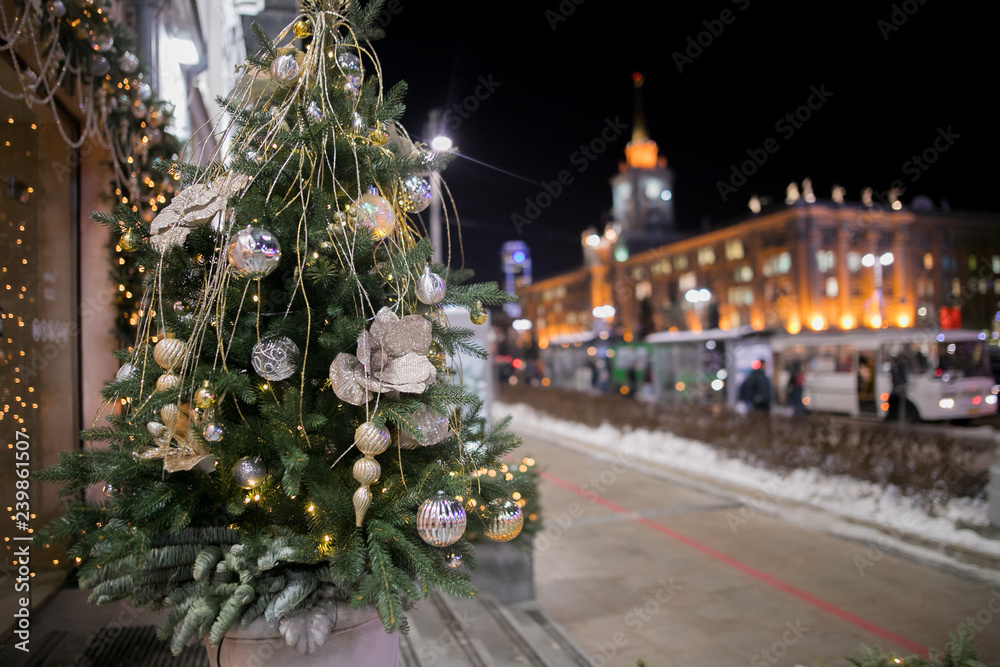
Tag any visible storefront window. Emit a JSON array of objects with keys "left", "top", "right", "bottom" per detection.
[{"left": 0, "top": 58, "right": 80, "bottom": 615}]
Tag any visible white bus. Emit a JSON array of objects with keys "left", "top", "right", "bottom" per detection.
[{"left": 770, "top": 328, "right": 999, "bottom": 422}]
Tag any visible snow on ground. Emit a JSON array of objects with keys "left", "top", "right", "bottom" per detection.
[{"left": 496, "top": 401, "right": 1000, "bottom": 575}]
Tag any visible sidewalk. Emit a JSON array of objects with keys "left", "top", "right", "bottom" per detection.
[{"left": 499, "top": 401, "right": 1000, "bottom": 582}]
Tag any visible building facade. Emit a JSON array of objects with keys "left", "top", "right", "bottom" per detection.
[{"left": 517, "top": 98, "right": 1000, "bottom": 354}]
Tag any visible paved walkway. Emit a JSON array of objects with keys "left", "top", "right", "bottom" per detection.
[{"left": 521, "top": 428, "right": 1000, "bottom": 666}]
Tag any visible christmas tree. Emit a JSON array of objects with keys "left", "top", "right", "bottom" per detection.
[{"left": 37, "top": 0, "right": 533, "bottom": 655}]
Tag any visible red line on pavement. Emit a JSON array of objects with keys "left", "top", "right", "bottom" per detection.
[{"left": 540, "top": 469, "right": 929, "bottom": 657}]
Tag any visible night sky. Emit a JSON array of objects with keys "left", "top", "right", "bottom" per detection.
[{"left": 372, "top": 1, "right": 997, "bottom": 286}]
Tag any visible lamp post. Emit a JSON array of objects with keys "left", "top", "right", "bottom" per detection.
[{"left": 424, "top": 108, "right": 451, "bottom": 265}]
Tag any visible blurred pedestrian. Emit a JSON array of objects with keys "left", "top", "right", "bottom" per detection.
[
  {"left": 786, "top": 360, "right": 805, "bottom": 416},
  {"left": 738, "top": 359, "right": 772, "bottom": 412}
]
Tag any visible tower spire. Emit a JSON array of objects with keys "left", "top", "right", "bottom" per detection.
[
  {"left": 631, "top": 72, "right": 650, "bottom": 144},
  {"left": 624, "top": 72, "right": 660, "bottom": 169}
]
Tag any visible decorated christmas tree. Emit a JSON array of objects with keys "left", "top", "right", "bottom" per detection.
[{"left": 37, "top": 0, "right": 534, "bottom": 656}]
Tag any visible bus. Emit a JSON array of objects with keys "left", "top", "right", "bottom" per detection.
[
  {"left": 628, "top": 327, "right": 772, "bottom": 407},
  {"left": 769, "top": 328, "right": 999, "bottom": 422}
]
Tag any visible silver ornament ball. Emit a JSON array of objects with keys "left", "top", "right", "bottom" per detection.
[
  {"left": 270, "top": 54, "right": 299, "bottom": 84},
  {"left": 416, "top": 491, "right": 467, "bottom": 547},
  {"left": 336, "top": 51, "right": 361, "bottom": 73},
  {"left": 89, "top": 55, "right": 111, "bottom": 77},
  {"left": 233, "top": 456, "right": 266, "bottom": 489},
  {"left": 119, "top": 51, "right": 139, "bottom": 73},
  {"left": 415, "top": 266, "right": 446, "bottom": 305},
  {"left": 445, "top": 552, "right": 463, "bottom": 569},
  {"left": 203, "top": 423, "right": 224, "bottom": 442},
  {"left": 251, "top": 336, "right": 299, "bottom": 381},
  {"left": 227, "top": 226, "right": 282, "bottom": 279}
]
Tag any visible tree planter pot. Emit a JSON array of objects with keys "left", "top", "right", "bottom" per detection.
[
  {"left": 205, "top": 603, "right": 399, "bottom": 667},
  {"left": 470, "top": 535, "right": 535, "bottom": 603}
]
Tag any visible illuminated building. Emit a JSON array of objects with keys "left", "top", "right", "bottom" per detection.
[{"left": 517, "top": 84, "right": 1000, "bottom": 349}]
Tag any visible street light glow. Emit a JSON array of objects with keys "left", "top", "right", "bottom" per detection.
[
  {"left": 431, "top": 135, "right": 452, "bottom": 152},
  {"left": 593, "top": 305, "right": 616, "bottom": 319},
  {"left": 880, "top": 252, "right": 894, "bottom": 266},
  {"left": 512, "top": 319, "right": 532, "bottom": 331},
  {"left": 861, "top": 253, "right": 875, "bottom": 268}
]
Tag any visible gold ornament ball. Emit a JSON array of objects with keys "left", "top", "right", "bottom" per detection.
[
  {"left": 153, "top": 337, "right": 187, "bottom": 371},
  {"left": 470, "top": 302, "right": 488, "bottom": 325},
  {"left": 193, "top": 380, "right": 217, "bottom": 409},
  {"left": 119, "top": 229, "right": 140, "bottom": 252},
  {"left": 293, "top": 19, "right": 311, "bottom": 39},
  {"left": 156, "top": 372, "right": 180, "bottom": 392},
  {"left": 354, "top": 422, "right": 391, "bottom": 456},
  {"left": 483, "top": 499, "right": 524, "bottom": 542},
  {"left": 352, "top": 456, "right": 381, "bottom": 486},
  {"left": 428, "top": 341, "right": 445, "bottom": 364}
]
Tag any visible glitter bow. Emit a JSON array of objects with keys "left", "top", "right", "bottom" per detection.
[
  {"left": 149, "top": 172, "right": 250, "bottom": 252},
  {"left": 329, "top": 307, "right": 436, "bottom": 405}
]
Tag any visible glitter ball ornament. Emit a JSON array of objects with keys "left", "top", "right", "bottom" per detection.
[
  {"left": 119, "top": 51, "right": 139, "bottom": 74},
  {"left": 293, "top": 19, "right": 311, "bottom": 39},
  {"left": 136, "top": 82, "right": 152, "bottom": 102},
  {"left": 416, "top": 491, "right": 467, "bottom": 547},
  {"left": 270, "top": 53, "right": 299, "bottom": 84},
  {"left": 415, "top": 266, "right": 446, "bottom": 305},
  {"left": 483, "top": 499, "right": 524, "bottom": 542},
  {"left": 116, "top": 363, "right": 136, "bottom": 381},
  {"left": 399, "top": 407, "right": 450, "bottom": 447},
  {"left": 153, "top": 338, "right": 186, "bottom": 370},
  {"left": 397, "top": 176, "right": 432, "bottom": 214},
  {"left": 227, "top": 226, "right": 282, "bottom": 278},
  {"left": 131, "top": 100, "right": 147, "bottom": 119},
  {"left": 470, "top": 302, "right": 488, "bottom": 325},
  {"left": 156, "top": 372, "right": 179, "bottom": 392},
  {"left": 251, "top": 337, "right": 299, "bottom": 381},
  {"left": 193, "top": 380, "right": 217, "bottom": 409},
  {"left": 203, "top": 423, "right": 224, "bottom": 442},
  {"left": 119, "top": 228, "right": 140, "bottom": 251},
  {"left": 147, "top": 421, "right": 166, "bottom": 437},
  {"left": 354, "top": 422, "right": 391, "bottom": 456},
  {"left": 233, "top": 456, "right": 266, "bottom": 489},
  {"left": 445, "top": 552, "right": 463, "bottom": 568},
  {"left": 355, "top": 192, "right": 395, "bottom": 238},
  {"left": 46, "top": 1, "right": 66, "bottom": 17}
]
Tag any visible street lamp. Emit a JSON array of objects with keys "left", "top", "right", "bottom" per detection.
[{"left": 424, "top": 109, "right": 452, "bottom": 264}]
